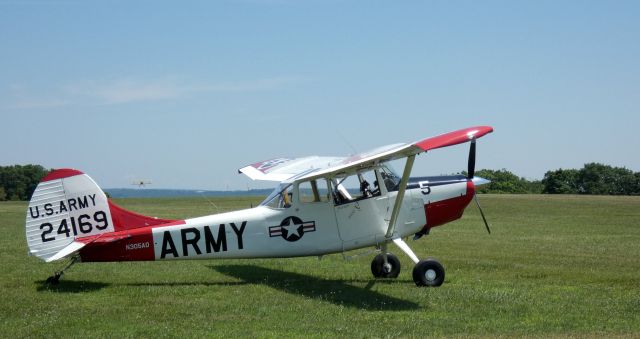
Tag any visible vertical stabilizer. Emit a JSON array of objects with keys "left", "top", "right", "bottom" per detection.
[{"left": 25, "top": 169, "right": 115, "bottom": 262}]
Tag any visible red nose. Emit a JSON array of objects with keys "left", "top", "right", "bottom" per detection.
[{"left": 422, "top": 180, "right": 475, "bottom": 230}]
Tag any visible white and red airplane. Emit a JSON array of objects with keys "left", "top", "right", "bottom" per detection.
[{"left": 26, "top": 126, "right": 493, "bottom": 287}]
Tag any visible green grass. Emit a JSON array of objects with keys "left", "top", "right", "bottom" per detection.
[{"left": 1, "top": 195, "right": 639, "bottom": 337}]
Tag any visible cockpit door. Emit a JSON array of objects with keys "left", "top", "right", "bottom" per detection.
[
  {"left": 333, "top": 168, "right": 390, "bottom": 249},
  {"left": 275, "top": 178, "right": 342, "bottom": 254}
]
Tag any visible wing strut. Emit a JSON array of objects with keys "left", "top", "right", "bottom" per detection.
[{"left": 385, "top": 154, "right": 416, "bottom": 238}]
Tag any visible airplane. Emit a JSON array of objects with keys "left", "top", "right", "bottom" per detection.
[
  {"left": 132, "top": 180, "right": 152, "bottom": 188},
  {"left": 25, "top": 126, "right": 493, "bottom": 287}
]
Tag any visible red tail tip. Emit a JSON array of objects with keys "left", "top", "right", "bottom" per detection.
[{"left": 41, "top": 168, "right": 84, "bottom": 182}]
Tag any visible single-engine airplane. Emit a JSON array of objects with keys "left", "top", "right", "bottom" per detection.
[
  {"left": 132, "top": 180, "right": 152, "bottom": 188},
  {"left": 26, "top": 126, "right": 493, "bottom": 287}
]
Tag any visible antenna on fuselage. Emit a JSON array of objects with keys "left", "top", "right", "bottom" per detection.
[
  {"left": 336, "top": 130, "right": 358, "bottom": 155},
  {"left": 197, "top": 191, "right": 221, "bottom": 214}
]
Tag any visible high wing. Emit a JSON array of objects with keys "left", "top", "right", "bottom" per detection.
[
  {"left": 238, "top": 126, "right": 494, "bottom": 182},
  {"left": 238, "top": 156, "right": 346, "bottom": 182},
  {"left": 239, "top": 126, "right": 493, "bottom": 240}
]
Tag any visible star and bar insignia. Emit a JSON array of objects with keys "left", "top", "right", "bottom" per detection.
[{"left": 269, "top": 216, "right": 316, "bottom": 242}]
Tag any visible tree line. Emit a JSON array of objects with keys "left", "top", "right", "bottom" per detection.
[
  {"left": 1, "top": 163, "right": 639, "bottom": 201},
  {"left": 541, "top": 163, "right": 640, "bottom": 195},
  {"left": 475, "top": 163, "right": 640, "bottom": 195},
  {"left": 0, "top": 165, "right": 50, "bottom": 201}
]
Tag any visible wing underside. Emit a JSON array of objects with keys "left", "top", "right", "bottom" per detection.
[{"left": 238, "top": 126, "right": 493, "bottom": 182}]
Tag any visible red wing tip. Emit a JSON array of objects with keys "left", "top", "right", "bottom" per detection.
[
  {"left": 467, "top": 126, "right": 494, "bottom": 138},
  {"left": 41, "top": 168, "right": 85, "bottom": 182},
  {"left": 415, "top": 126, "right": 494, "bottom": 151},
  {"left": 476, "top": 125, "right": 494, "bottom": 133},
  {"left": 461, "top": 125, "right": 494, "bottom": 134}
]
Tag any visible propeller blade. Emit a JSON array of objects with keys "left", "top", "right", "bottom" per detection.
[
  {"left": 474, "top": 193, "right": 491, "bottom": 234},
  {"left": 467, "top": 140, "right": 476, "bottom": 179}
]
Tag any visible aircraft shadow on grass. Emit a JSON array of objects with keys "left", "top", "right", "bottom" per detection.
[
  {"left": 33, "top": 266, "right": 422, "bottom": 312},
  {"left": 35, "top": 279, "right": 247, "bottom": 293},
  {"left": 212, "top": 264, "right": 420, "bottom": 311},
  {"left": 36, "top": 280, "right": 110, "bottom": 293}
]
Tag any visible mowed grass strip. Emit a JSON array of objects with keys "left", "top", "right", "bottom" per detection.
[{"left": 1, "top": 195, "right": 639, "bottom": 337}]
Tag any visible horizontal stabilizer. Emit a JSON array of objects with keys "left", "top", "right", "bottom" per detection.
[{"left": 45, "top": 241, "right": 85, "bottom": 262}]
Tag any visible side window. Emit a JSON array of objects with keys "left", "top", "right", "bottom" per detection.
[
  {"left": 379, "top": 165, "right": 401, "bottom": 192},
  {"left": 359, "top": 170, "right": 379, "bottom": 198},
  {"left": 263, "top": 184, "right": 292, "bottom": 209},
  {"left": 299, "top": 179, "right": 330, "bottom": 203},
  {"left": 333, "top": 169, "right": 381, "bottom": 205}
]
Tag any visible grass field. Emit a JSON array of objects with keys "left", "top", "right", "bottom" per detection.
[{"left": 1, "top": 195, "right": 639, "bottom": 338}]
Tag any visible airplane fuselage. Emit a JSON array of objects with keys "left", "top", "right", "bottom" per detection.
[{"left": 78, "top": 176, "right": 474, "bottom": 262}]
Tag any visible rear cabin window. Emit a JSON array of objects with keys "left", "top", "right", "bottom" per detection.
[{"left": 298, "top": 179, "right": 330, "bottom": 203}]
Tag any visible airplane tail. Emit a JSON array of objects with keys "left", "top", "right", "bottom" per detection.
[{"left": 25, "top": 169, "right": 177, "bottom": 262}]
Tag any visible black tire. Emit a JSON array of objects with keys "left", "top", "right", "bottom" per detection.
[
  {"left": 370, "top": 253, "right": 401, "bottom": 278},
  {"left": 412, "top": 259, "right": 445, "bottom": 287}
]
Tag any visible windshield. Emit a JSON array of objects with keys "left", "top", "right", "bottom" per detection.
[
  {"left": 260, "top": 183, "right": 293, "bottom": 208},
  {"left": 379, "top": 164, "right": 401, "bottom": 192}
]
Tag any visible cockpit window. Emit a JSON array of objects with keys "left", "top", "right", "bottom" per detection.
[
  {"left": 333, "top": 168, "right": 381, "bottom": 205},
  {"left": 260, "top": 183, "right": 293, "bottom": 209},
  {"left": 380, "top": 164, "right": 401, "bottom": 192}
]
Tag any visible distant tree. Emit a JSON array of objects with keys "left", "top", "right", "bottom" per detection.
[
  {"left": 526, "top": 180, "right": 545, "bottom": 194},
  {"left": 0, "top": 186, "right": 6, "bottom": 201},
  {"left": 542, "top": 169, "right": 580, "bottom": 194},
  {"left": 577, "top": 163, "right": 611, "bottom": 194},
  {"left": 0, "top": 165, "right": 50, "bottom": 201},
  {"left": 543, "top": 163, "right": 640, "bottom": 195},
  {"left": 577, "top": 163, "right": 639, "bottom": 195},
  {"left": 609, "top": 165, "right": 639, "bottom": 195},
  {"left": 473, "top": 169, "right": 541, "bottom": 194},
  {"left": 616, "top": 171, "right": 640, "bottom": 195}
]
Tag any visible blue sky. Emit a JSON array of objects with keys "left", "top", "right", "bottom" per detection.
[{"left": 1, "top": 0, "right": 639, "bottom": 190}]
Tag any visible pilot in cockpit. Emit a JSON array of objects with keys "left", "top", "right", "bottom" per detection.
[{"left": 360, "top": 179, "right": 373, "bottom": 198}]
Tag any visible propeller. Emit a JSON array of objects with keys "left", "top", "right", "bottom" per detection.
[
  {"left": 474, "top": 194, "right": 491, "bottom": 234},
  {"left": 467, "top": 140, "right": 476, "bottom": 179},
  {"left": 467, "top": 139, "right": 491, "bottom": 234}
]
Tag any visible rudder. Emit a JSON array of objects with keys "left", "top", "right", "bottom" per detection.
[{"left": 25, "top": 169, "right": 116, "bottom": 262}]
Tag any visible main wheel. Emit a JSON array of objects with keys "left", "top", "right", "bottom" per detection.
[
  {"left": 412, "top": 259, "right": 445, "bottom": 287},
  {"left": 371, "top": 253, "right": 401, "bottom": 278}
]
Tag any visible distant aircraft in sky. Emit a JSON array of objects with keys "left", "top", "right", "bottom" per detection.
[{"left": 131, "top": 180, "right": 152, "bottom": 188}]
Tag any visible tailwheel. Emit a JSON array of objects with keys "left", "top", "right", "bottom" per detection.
[
  {"left": 45, "top": 256, "right": 78, "bottom": 285},
  {"left": 371, "top": 253, "right": 401, "bottom": 278},
  {"left": 46, "top": 273, "right": 62, "bottom": 285},
  {"left": 412, "top": 259, "right": 445, "bottom": 287}
]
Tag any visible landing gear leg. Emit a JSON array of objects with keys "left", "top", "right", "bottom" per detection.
[
  {"left": 391, "top": 238, "right": 446, "bottom": 287},
  {"left": 46, "top": 256, "right": 78, "bottom": 285}
]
